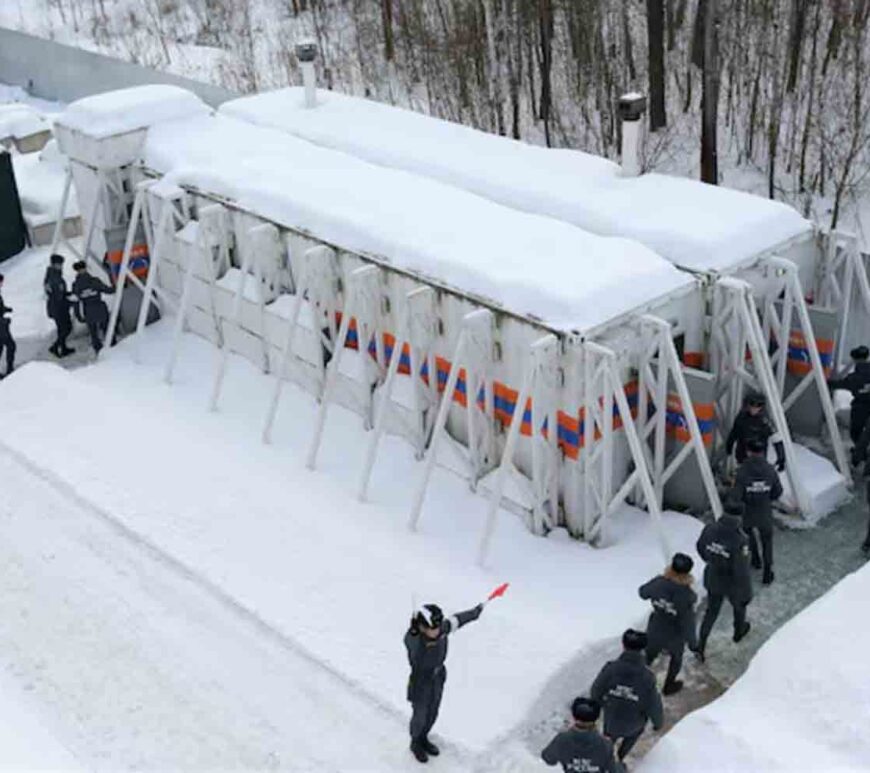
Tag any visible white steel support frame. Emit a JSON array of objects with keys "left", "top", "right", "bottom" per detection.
[
  {"left": 436, "top": 307, "right": 496, "bottom": 493},
  {"left": 577, "top": 340, "right": 671, "bottom": 562},
  {"left": 48, "top": 165, "right": 80, "bottom": 260},
  {"left": 164, "top": 205, "right": 228, "bottom": 384},
  {"left": 408, "top": 309, "right": 493, "bottom": 531},
  {"left": 357, "top": 286, "right": 437, "bottom": 501},
  {"left": 635, "top": 315, "right": 723, "bottom": 518},
  {"left": 105, "top": 180, "right": 189, "bottom": 352},
  {"left": 132, "top": 183, "right": 190, "bottom": 363},
  {"left": 208, "top": 223, "right": 277, "bottom": 412},
  {"left": 261, "top": 245, "right": 341, "bottom": 444},
  {"left": 760, "top": 257, "right": 851, "bottom": 483},
  {"left": 51, "top": 163, "right": 132, "bottom": 274},
  {"left": 818, "top": 230, "right": 870, "bottom": 372},
  {"left": 477, "top": 334, "right": 560, "bottom": 566},
  {"left": 710, "top": 278, "right": 812, "bottom": 514},
  {"left": 306, "top": 264, "right": 384, "bottom": 470}
]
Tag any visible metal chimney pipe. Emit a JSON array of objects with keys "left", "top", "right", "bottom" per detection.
[
  {"left": 296, "top": 41, "right": 318, "bottom": 109},
  {"left": 618, "top": 93, "right": 647, "bottom": 177}
]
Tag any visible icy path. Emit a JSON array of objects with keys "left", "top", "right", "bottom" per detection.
[
  {"left": 633, "top": 493, "right": 870, "bottom": 761},
  {"left": 519, "top": 491, "right": 869, "bottom": 765},
  {"left": 0, "top": 446, "right": 466, "bottom": 772}
]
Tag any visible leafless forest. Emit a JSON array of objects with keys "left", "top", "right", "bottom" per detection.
[{"left": 20, "top": 0, "right": 870, "bottom": 226}]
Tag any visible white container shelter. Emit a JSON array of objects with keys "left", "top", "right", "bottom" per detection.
[
  {"left": 221, "top": 88, "right": 854, "bottom": 511},
  {"left": 55, "top": 87, "right": 731, "bottom": 563}
]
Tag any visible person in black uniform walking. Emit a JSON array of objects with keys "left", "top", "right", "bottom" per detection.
[
  {"left": 725, "top": 391, "right": 785, "bottom": 471},
  {"left": 732, "top": 437, "right": 783, "bottom": 585},
  {"left": 829, "top": 345, "right": 870, "bottom": 445},
  {"left": 44, "top": 254, "right": 75, "bottom": 358},
  {"left": 695, "top": 501, "right": 753, "bottom": 660},
  {"left": 404, "top": 601, "right": 483, "bottom": 763},
  {"left": 541, "top": 697, "right": 623, "bottom": 773},
  {"left": 638, "top": 553, "right": 698, "bottom": 696},
  {"left": 71, "top": 260, "right": 114, "bottom": 355},
  {"left": 0, "top": 273, "right": 16, "bottom": 378},
  {"left": 590, "top": 629, "right": 663, "bottom": 762}
]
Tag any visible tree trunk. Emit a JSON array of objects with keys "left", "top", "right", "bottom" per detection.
[
  {"left": 646, "top": 0, "right": 667, "bottom": 130},
  {"left": 381, "top": 0, "right": 395, "bottom": 62},
  {"left": 700, "top": 0, "right": 719, "bottom": 184},
  {"left": 786, "top": 0, "right": 808, "bottom": 93},
  {"left": 537, "top": 0, "right": 554, "bottom": 146}
]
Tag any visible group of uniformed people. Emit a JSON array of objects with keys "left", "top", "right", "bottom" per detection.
[
  {"left": 45, "top": 254, "right": 115, "bottom": 357},
  {"left": 0, "top": 255, "right": 115, "bottom": 370}
]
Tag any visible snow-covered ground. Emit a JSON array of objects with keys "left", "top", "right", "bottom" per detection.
[
  {"left": 0, "top": 320, "right": 706, "bottom": 767},
  {"left": 639, "top": 558, "right": 870, "bottom": 773}
]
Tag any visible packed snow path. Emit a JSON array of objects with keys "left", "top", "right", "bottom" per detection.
[
  {"left": 0, "top": 446, "right": 463, "bottom": 772},
  {"left": 529, "top": 491, "right": 869, "bottom": 766}
]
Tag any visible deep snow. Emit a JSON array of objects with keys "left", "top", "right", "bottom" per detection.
[
  {"left": 139, "top": 111, "right": 691, "bottom": 332},
  {"left": 0, "top": 323, "right": 705, "bottom": 757},
  {"left": 221, "top": 88, "right": 814, "bottom": 273}
]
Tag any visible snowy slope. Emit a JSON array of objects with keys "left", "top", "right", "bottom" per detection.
[
  {"left": 222, "top": 88, "right": 813, "bottom": 272},
  {"left": 0, "top": 324, "right": 704, "bottom": 755},
  {"left": 639, "top": 560, "right": 870, "bottom": 773},
  {"left": 141, "top": 111, "right": 692, "bottom": 331}
]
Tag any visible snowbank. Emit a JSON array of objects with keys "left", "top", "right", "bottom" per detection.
[
  {"left": 778, "top": 443, "right": 850, "bottom": 525},
  {"left": 57, "top": 85, "right": 210, "bottom": 138},
  {"left": 0, "top": 327, "right": 704, "bottom": 752},
  {"left": 223, "top": 88, "right": 812, "bottom": 272},
  {"left": 144, "top": 113, "right": 692, "bottom": 331},
  {"left": 0, "top": 669, "right": 82, "bottom": 770},
  {"left": 639, "top": 560, "right": 870, "bottom": 772}
]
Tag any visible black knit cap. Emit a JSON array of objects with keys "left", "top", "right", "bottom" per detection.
[
  {"left": 571, "top": 697, "right": 600, "bottom": 723},
  {"left": 671, "top": 552, "right": 694, "bottom": 574},
  {"left": 622, "top": 629, "right": 647, "bottom": 651},
  {"left": 72, "top": 260, "right": 86, "bottom": 271},
  {"left": 50, "top": 254, "right": 64, "bottom": 265},
  {"left": 851, "top": 345, "right": 869, "bottom": 361}
]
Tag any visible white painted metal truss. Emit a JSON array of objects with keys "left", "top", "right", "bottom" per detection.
[{"left": 818, "top": 230, "right": 870, "bottom": 373}]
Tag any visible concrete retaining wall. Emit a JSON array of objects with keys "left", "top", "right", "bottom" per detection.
[{"left": 0, "top": 27, "right": 236, "bottom": 107}]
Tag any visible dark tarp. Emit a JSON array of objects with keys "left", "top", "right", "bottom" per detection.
[{"left": 0, "top": 151, "right": 28, "bottom": 262}]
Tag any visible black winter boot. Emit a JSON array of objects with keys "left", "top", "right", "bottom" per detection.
[
  {"left": 733, "top": 621, "right": 751, "bottom": 643},
  {"left": 421, "top": 738, "right": 440, "bottom": 756},
  {"left": 410, "top": 741, "right": 428, "bottom": 763},
  {"left": 662, "top": 680, "right": 683, "bottom": 696},
  {"left": 762, "top": 569, "right": 775, "bottom": 585}
]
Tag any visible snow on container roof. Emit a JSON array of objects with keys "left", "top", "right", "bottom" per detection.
[
  {"left": 56, "top": 85, "right": 210, "bottom": 139},
  {"left": 143, "top": 114, "right": 691, "bottom": 332},
  {"left": 222, "top": 88, "right": 813, "bottom": 273},
  {"left": 0, "top": 104, "right": 49, "bottom": 140}
]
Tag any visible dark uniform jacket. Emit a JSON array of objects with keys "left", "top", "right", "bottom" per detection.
[
  {"left": 590, "top": 650, "right": 663, "bottom": 739},
  {"left": 638, "top": 575, "right": 697, "bottom": 651},
  {"left": 696, "top": 515, "right": 753, "bottom": 603},
  {"left": 404, "top": 605, "right": 481, "bottom": 702},
  {"left": 44, "top": 266, "right": 71, "bottom": 320},
  {"left": 726, "top": 408, "right": 784, "bottom": 465},
  {"left": 0, "top": 293, "right": 12, "bottom": 339},
  {"left": 72, "top": 272, "right": 114, "bottom": 322},
  {"left": 542, "top": 726, "right": 621, "bottom": 772},
  {"left": 732, "top": 457, "right": 783, "bottom": 530},
  {"left": 829, "top": 362, "right": 870, "bottom": 409}
]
